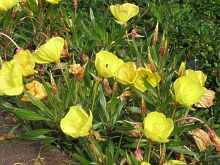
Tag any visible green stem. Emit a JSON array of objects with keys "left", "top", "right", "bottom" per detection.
[
  {"left": 147, "top": 141, "right": 152, "bottom": 162},
  {"left": 184, "top": 107, "right": 190, "bottom": 117},
  {"left": 159, "top": 143, "right": 166, "bottom": 165},
  {"left": 91, "top": 80, "right": 100, "bottom": 112}
]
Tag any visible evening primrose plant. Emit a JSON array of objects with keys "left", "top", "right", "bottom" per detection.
[{"left": 0, "top": 1, "right": 219, "bottom": 164}]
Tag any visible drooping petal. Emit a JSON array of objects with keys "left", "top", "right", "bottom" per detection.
[
  {"left": 13, "top": 49, "right": 36, "bottom": 77},
  {"left": 34, "top": 37, "right": 64, "bottom": 64},
  {"left": 0, "top": 60, "right": 23, "bottom": 96}
]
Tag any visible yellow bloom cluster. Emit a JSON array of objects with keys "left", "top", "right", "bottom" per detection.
[
  {"left": 95, "top": 50, "right": 160, "bottom": 92},
  {"left": 0, "top": 37, "right": 64, "bottom": 97}
]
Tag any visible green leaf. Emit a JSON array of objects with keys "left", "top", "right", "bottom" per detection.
[{"left": 14, "top": 109, "right": 49, "bottom": 121}]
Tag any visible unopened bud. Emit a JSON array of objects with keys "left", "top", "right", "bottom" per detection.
[
  {"left": 102, "top": 79, "right": 112, "bottom": 96},
  {"left": 134, "top": 148, "right": 143, "bottom": 161},
  {"left": 159, "top": 33, "right": 168, "bottom": 57},
  {"left": 151, "top": 22, "right": 159, "bottom": 46},
  {"left": 147, "top": 47, "right": 156, "bottom": 72},
  {"left": 178, "top": 62, "right": 186, "bottom": 77}
]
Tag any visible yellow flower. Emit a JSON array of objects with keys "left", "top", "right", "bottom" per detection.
[
  {"left": 33, "top": 37, "right": 64, "bottom": 64},
  {"left": 134, "top": 68, "right": 148, "bottom": 92},
  {"left": 21, "top": 80, "right": 47, "bottom": 101},
  {"left": 95, "top": 50, "right": 124, "bottom": 78},
  {"left": 163, "top": 160, "right": 186, "bottom": 165},
  {"left": 185, "top": 69, "right": 207, "bottom": 86},
  {"left": 116, "top": 62, "right": 136, "bottom": 85},
  {"left": 174, "top": 76, "right": 205, "bottom": 107},
  {"left": 0, "top": 60, "right": 23, "bottom": 96},
  {"left": 13, "top": 49, "right": 36, "bottom": 77},
  {"left": 0, "top": 0, "right": 18, "bottom": 11},
  {"left": 60, "top": 105, "right": 93, "bottom": 138},
  {"left": 145, "top": 68, "right": 161, "bottom": 87},
  {"left": 110, "top": 3, "right": 139, "bottom": 25},
  {"left": 134, "top": 67, "right": 161, "bottom": 92},
  {"left": 46, "top": 0, "right": 61, "bottom": 4},
  {"left": 141, "top": 162, "right": 151, "bottom": 165},
  {"left": 144, "top": 112, "right": 174, "bottom": 143}
]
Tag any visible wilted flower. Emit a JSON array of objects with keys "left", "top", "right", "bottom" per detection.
[
  {"left": 13, "top": 49, "right": 36, "bottom": 77},
  {"left": 60, "top": 105, "right": 93, "bottom": 138},
  {"left": 174, "top": 76, "right": 205, "bottom": 107},
  {"left": 0, "top": 0, "right": 18, "bottom": 11},
  {"left": 194, "top": 89, "right": 215, "bottom": 108},
  {"left": 163, "top": 160, "right": 186, "bottom": 165},
  {"left": 21, "top": 80, "right": 47, "bottom": 101},
  {"left": 0, "top": 60, "right": 23, "bottom": 96},
  {"left": 191, "top": 128, "right": 212, "bottom": 152},
  {"left": 144, "top": 112, "right": 174, "bottom": 143},
  {"left": 95, "top": 50, "right": 124, "bottom": 78},
  {"left": 69, "top": 64, "right": 85, "bottom": 80},
  {"left": 208, "top": 128, "right": 220, "bottom": 153},
  {"left": 116, "top": 62, "right": 136, "bottom": 85},
  {"left": 33, "top": 37, "right": 64, "bottom": 64},
  {"left": 141, "top": 161, "right": 151, "bottom": 165},
  {"left": 110, "top": 3, "right": 139, "bottom": 26},
  {"left": 46, "top": 0, "right": 61, "bottom": 4}
]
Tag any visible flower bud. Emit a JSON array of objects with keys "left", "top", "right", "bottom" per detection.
[
  {"left": 134, "top": 148, "right": 143, "bottom": 161},
  {"left": 152, "top": 22, "right": 159, "bottom": 46}
]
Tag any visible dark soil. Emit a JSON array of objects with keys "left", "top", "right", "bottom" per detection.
[{"left": 0, "top": 111, "right": 70, "bottom": 165}]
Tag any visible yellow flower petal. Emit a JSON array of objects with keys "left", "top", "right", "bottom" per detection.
[
  {"left": 0, "top": 60, "right": 23, "bottom": 96},
  {"left": 60, "top": 106, "right": 93, "bottom": 138},
  {"left": 110, "top": 3, "right": 139, "bottom": 25},
  {"left": 0, "top": 0, "right": 18, "bottom": 11},
  {"left": 134, "top": 68, "right": 148, "bottom": 92},
  {"left": 141, "top": 162, "right": 151, "bottom": 165},
  {"left": 34, "top": 37, "right": 64, "bottom": 64},
  {"left": 145, "top": 68, "right": 161, "bottom": 87},
  {"left": 21, "top": 80, "right": 47, "bottom": 101},
  {"left": 174, "top": 76, "right": 205, "bottom": 107},
  {"left": 95, "top": 50, "right": 124, "bottom": 78},
  {"left": 13, "top": 49, "right": 36, "bottom": 77},
  {"left": 185, "top": 69, "right": 207, "bottom": 86},
  {"left": 116, "top": 62, "right": 136, "bottom": 85},
  {"left": 163, "top": 160, "right": 186, "bottom": 165},
  {"left": 46, "top": 0, "right": 61, "bottom": 4},
  {"left": 143, "top": 112, "right": 174, "bottom": 143}
]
